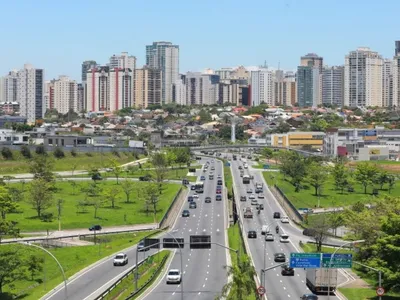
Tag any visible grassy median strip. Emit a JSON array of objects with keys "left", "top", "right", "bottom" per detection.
[
  {"left": 2, "top": 231, "right": 156, "bottom": 300},
  {"left": 104, "top": 250, "right": 170, "bottom": 300}
]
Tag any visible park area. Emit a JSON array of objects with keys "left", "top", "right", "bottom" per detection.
[{"left": 6, "top": 180, "right": 181, "bottom": 232}]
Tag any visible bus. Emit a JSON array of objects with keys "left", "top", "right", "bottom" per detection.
[
  {"left": 195, "top": 181, "right": 204, "bottom": 193},
  {"left": 243, "top": 175, "right": 250, "bottom": 184}
]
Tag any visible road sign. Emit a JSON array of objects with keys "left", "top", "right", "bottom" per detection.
[
  {"left": 190, "top": 235, "right": 211, "bottom": 249},
  {"left": 263, "top": 164, "right": 270, "bottom": 169},
  {"left": 290, "top": 253, "right": 321, "bottom": 268},
  {"left": 322, "top": 253, "right": 353, "bottom": 268},
  {"left": 376, "top": 287, "right": 385, "bottom": 296},
  {"left": 163, "top": 238, "right": 184, "bottom": 249},
  {"left": 257, "top": 286, "right": 266, "bottom": 295},
  {"left": 144, "top": 238, "right": 160, "bottom": 249}
]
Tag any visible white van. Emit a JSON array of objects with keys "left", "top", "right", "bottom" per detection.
[{"left": 261, "top": 225, "right": 270, "bottom": 235}]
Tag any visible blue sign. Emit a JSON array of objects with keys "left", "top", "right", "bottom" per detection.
[
  {"left": 322, "top": 253, "right": 353, "bottom": 268},
  {"left": 225, "top": 162, "right": 231, "bottom": 167},
  {"left": 290, "top": 253, "right": 321, "bottom": 268}
]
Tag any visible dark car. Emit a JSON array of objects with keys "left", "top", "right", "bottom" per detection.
[
  {"left": 89, "top": 225, "right": 102, "bottom": 231},
  {"left": 182, "top": 210, "right": 190, "bottom": 217},
  {"left": 274, "top": 253, "right": 286, "bottom": 262},
  {"left": 92, "top": 173, "right": 103, "bottom": 181},
  {"left": 281, "top": 264, "right": 295, "bottom": 276},
  {"left": 273, "top": 212, "right": 281, "bottom": 219},
  {"left": 190, "top": 185, "right": 196, "bottom": 190},
  {"left": 303, "top": 228, "right": 316, "bottom": 236},
  {"left": 137, "top": 240, "right": 150, "bottom": 252},
  {"left": 217, "top": 179, "right": 223, "bottom": 185},
  {"left": 138, "top": 175, "right": 151, "bottom": 181},
  {"left": 205, "top": 197, "right": 211, "bottom": 203},
  {"left": 247, "top": 230, "right": 257, "bottom": 238},
  {"left": 200, "top": 176, "right": 206, "bottom": 181},
  {"left": 188, "top": 196, "right": 194, "bottom": 202},
  {"left": 240, "top": 196, "right": 247, "bottom": 201},
  {"left": 238, "top": 166, "right": 243, "bottom": 170},
  {"left": 189, "top": 202, "right": 197, "bottom": 209},
  {"left": 300, "top": 294, "right": 318, "bottom": 300},
  {"left": 216, "top": 195, "right": 222, "bottom": 201}
]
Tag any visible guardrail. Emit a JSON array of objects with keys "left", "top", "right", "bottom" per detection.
[
  {"left": 274, "top": 184, "right": 304, "bottom": 222},
  {"left": 159, "top": 187, "right": 183, "bottom": 229}
]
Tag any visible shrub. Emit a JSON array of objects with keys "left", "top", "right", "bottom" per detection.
[
  {"left": 132, "top": 151, "right": 140, "bottom": 159},
  {"left": 35, "top": 145, "right": 47, "bottom": 155},
  {"left": 40, "top": 212, "right": 54, "bottom": 222},
  {"left": 1, "top": 147, "right": 13, "bottom": 160},
  {"left": 70, "top": 149, "right": 78, "bottom": 157},
  {"left": 53, "top": 147, "right": 65, "bottom": 158},
  {"left": 20, "top": 145, "right": 32, "bottom": 159},
  {"left": 112, "top": 149, "right": 120, "bottom": 157},
  {"left": 85, "top": 152, "right": 93, "bottom": 157}
]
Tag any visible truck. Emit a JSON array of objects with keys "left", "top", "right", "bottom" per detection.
[
  {"left": 255, "top": 182, "right": 263, "bottom": 193},
  {"left": 306, "top": 268, "right": 338, "bottom": 295},
  {"left": 242, "top": 175, "right": 250, "bottom": 184},
  {"left": 243, "top": 207, "right": 253, "bottom": 218}
]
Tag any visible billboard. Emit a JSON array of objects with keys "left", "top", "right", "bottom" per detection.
[{"left": 369, "top": 149, "right": 381, "bottom": 155}]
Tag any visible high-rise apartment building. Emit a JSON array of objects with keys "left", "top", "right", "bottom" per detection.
[
  {"left": 218, "top": 79, "right": 249, "bottom": 106},
  {"left": 109, "top": 52, "right": 136, "bottom": 70},
  {"left": 322, "top": 66, "right": 344, "bottom": 106},
  {"left": 250, "top": 68, "right": 274, "bottom": 106},
  {"left": 184, "top": 72, "right": 220, "bottom": 105},
  {"left": 44, "top": 80, "right": 54, "bottom": 110},
  {"left": 17, "top": 64, "right": 45, "bottom": 123},
  {"left": 52, "top": 76, "right": 78, "bottom": 114},
  {"left": 0, "top": 77, "right": 4, "bottom": 102},
  {"left": 344, "top": 47, "right": 383, "bottom": 107},
  {"left": 274, "top": 72, "right": 297, "bottom": 107},
  {"left": 395, "top": 41, "right": 400, "bottom": 57},
  {"left": 1, "top": 71, "right": 18, "bottom": 103},
  {"left": 146, "top": 41, "right": 179, "bottom": 104},
  {"left": 392, "top": 56, "right": 400, "bottom": 108},
  {"left": 301, "top": 53, "right": 324, "bottom": 73},
  {"left": 134, "top": 66, "right": 162, "bottom": 108},
  {"left": 297, "top": 66, "right": 320, "bottom": 107},
  {"left": 77, "top": 83, "right": 84, "bottom": 113},
  {"left": 173, "top": 75, "right": 187, "bottom": 105},
  {"left": 382, "top": 59, "right": 393, "bottom": 107},
  {"left": 81, "top": 60, "right": 97, "bottom": 82}
]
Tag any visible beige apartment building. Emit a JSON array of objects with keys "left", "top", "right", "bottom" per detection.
[{"left": 134, "top": 67, "right": 162, "bottom": 108}]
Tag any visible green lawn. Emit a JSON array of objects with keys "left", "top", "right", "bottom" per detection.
[
  {"left": 0, "top": 150, "right": 138, "bottom": 175},
  {"left": 300, "top": 243, "right": 353, "bottom": 254},
  {"left": 339, "top": 288, "right": 400, "bottom": 300},
  {"left": 105, "top": 250, "right": 170, "bottom": 300},
  {"left": 263, "top": 172, "right": 400, "bottom": 209},
  {"left": 224, "top": 164, "right": 233, "bottom": 192},
  {"left": 252, "top": 163, "right": 279, "bottom": 170},
  {"left": 7, "top": 180, "right": 181, "bottom": 232},
  {"left": 2, "top": 231, "right": 156, "bottom": 300}
]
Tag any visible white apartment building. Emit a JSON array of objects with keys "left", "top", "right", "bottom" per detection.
[
  {"left": 392, "top": 56, "right": 400, "bottom": 107},
  {"left": 185, "top": 72, "right": 219, "bottom": 105},
  {"left": 173, "top": 76, "right": 187, "bottom": 106},
  {"left": 382, "top": 59, "right": 393, "bottom": 107},
  {"left": 146, "top": 42, "right": 179, "bottom": 104},
  {"left": 17, "top": 64, "right": 45, "bottom": 124},
  {"left": 344, "top": 47, "right": 383, "bottom": 107},
  {"left": 1, "top": 71, "right": 18, "bottom": 103},
  {"left": 274, "top": 71, "right": 297, "bottom": 106},
  {"left": 250, "top": 68, "right": 274, "bottom": 106},
  {"left": 52, "top": 76, "right": 78, "bottom": 114},
  {"left": 109, "top": 52, "right": 136, "bottom": 70},
  {"left": 322, "top": 66, "right": 344, "bottom": 106}
]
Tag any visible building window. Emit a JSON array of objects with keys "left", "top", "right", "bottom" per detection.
[
  {"left": 61, "top": 139, "right": 64, "bottom": 146},
  {"left": 49, "top": 138, "right": 53, "bottom": 145}
]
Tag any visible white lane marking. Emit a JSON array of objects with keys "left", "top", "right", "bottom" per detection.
[
  {"left": 205, "top": 278, "right": 208, "bottom": 281},
  {"left": 283, "top": 287, "right": 286, "bottom": 290},
  {"left": 203, "top": 284, "right": 205, "bottom": 288},
  {"left": 288, "top": 295, "right": 291, "bottom": 298},
  {"left": 172, "top": 292, "right": 175, "bottom": 295},
  {"left": 198, "top": 292, "right": 201, "bottom": 295}
]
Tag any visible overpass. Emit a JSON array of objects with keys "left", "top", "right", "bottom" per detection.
[{"left": 190, "top": 144, "right": 328, "bottom": 157}]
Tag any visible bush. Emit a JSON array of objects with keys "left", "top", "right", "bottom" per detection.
[
  {"left": 1, "top": 147, "right": 13, "bottom": 160},
  {"left": 53, "top": 147, "right": 65, "bottom": 159},
  {"left": 20, "top": 145, "right": 32, "bottom": 159},
  {"left": 70, "top": 149, "right": 78, "bottom": 157},
  {"left": 40, "top": 212, "right": 54, "bottom": 222},
  {"left": 35, "top": 145, "right": 47, "bottom": 155},
  {"left": 85, "top": 152, "right": 93, "bottom": 157},
  {"left": 132, "top": 151, "right": 140, "bottom": 159},
  {"left": 112, "top": 149, "right": 120, "bottom": 157}
]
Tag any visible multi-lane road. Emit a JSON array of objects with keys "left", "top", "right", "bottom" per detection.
[
  {"left": 230, "top": 154, "right": 347, "bottom": 300},
  {"left": 44, "top": 158, "right": 228, "bottom": 300}
]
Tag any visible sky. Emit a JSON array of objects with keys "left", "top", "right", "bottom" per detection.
[{"left": 1, "top": 0, "right": 399, "bottom": 81}]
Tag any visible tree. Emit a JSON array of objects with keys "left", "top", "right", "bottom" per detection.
[
  {"left": 354, "top": 162, "right": 379, "bottom": 194},
  {"left": 0, "top": 246, "right": 28, "bottom": 293},
  {"left": 198, "top": 109, "right": 212, "bottom": 123},
  {"left": 274, "top": 121, "right": 291, "bottom": 133},
  {"left": 143, "top": 183, "right": 160, "bottom": 223},
  {"left": 90, "top": 196, "right": 106, "bottom": 219},
  {"left": 1, "top": 148, "right": 13, "bottom": 160},
  {"left": 261, "top": 148, "right": 273, "bottom": 160},
  {"left": 306, "top": 163, "right": 329, "bottom": 196},
  {"left": 150, "top": 152, "right": 168, "bottom": 193},
  {"left": 109, "top": 159, "right": 123, "bottom": 184},
  {"left": 29, "top": 155, "right": 55, "bottom": 183},
  {"left": 374, "top": 170, "right": 389, "bottom": 190},
  {"left": 308, "top": 214, "right": 330, "bottom": 252},
  {"left": 35, "top": 145, "right": 47, "bottom": 156},
  {"left": 217, "top": 255, "right": 256, "bottom": 300},
  {"left": 28, "top": 179, "right": 54, "bottom": 217},
  {"left": 121, "top": 178, "right": 135, "bottom": 203},
  {"left": 279, "top": 151, "right": 307, "bottom": 191},
  {"left": 68, "top": 180, "right": 78, "bottom": 195},
  {"left": 387, "top": 174, "right": 397, "bottom": 193},
  {"left": 328, "top": 213, "right": 344, "bottom": 236},
  {"left": 331, "top": 162, "right": 350, "bottom": 193},
  {"left": 7, "top": 187, "right": 24, "bottom": 204},
  {"left": 53, "top": 147, "right": 65, "bottom": 159},
  {"left": 26, "top": 254, "right": 44, "bottom": 281},
  {"left": 0, "top": 186, "right": 17, "bottom": 220},
  {"left": 71, "top": 161, "right": 79, "bottom": 177},
  {"left": 0, "top": 220, "right": 20, "bottom": 244},
  {"left": 20, "top": 145, "right": 32, "bottom": 159},
  {"left": 102, "top": 186, "right": 120, "bottom": 208},
  {"left": 309, "top": 118, "right": 328, "bottom": 131}
]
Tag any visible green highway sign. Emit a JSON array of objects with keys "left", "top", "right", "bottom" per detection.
[{"left": 322, "top": 253, "right": 353, "bottom": 268}]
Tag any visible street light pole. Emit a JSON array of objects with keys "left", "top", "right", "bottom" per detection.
[
  {"left": 19, "top": 242, "right": 68, "bottom": 299},
  {"left": 353, "top": 261, "right": 383, "bottom": 300},
  {"left": 327, "top": 239, "right": 365, "bottom": 300}
]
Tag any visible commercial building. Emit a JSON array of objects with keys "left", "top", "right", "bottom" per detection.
[
  {"left": 17, "top": 64, "right": 45, "bottom": 124},
  {"left": 266, "top": 131, "right": 325, "bottom": 148},
  {"left": 218, "top": 79, "right": 248, "bottom": 106},
  {"left": 146, "top": 41, "right": 179, "bottom": 104},
  {"left": 250, "top": 68, "right": 274, "bottom": 106},
  {"left": 344, "top": 47, "right": 383, "bottom": 107},
  {"left": 0, "top": 102, "right": 19, "bottom": 115},
  {"left": 297, "top": 66, "right": 320, "bottom": 107},
  {"left": 322, "top": 66, "right": 344, "bottom": 106},
  {"left": 51, "top": 76, "right": 78, "bottom": 114},
  {"left": 109, "top": 52, "right": 136, "bottom": 70},
  {"left": 134, "top": 66, "right": 162, "bottom": 108}
]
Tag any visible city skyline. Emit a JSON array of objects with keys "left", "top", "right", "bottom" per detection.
[{"left": 1, "top": 0, "right": 400, "bottom": 80}]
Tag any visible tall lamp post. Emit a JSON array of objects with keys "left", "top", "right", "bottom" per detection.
[
  {"left": 327, "top": 239, "right": 365, "bottom": 300},
  {"left": 353, "top": 261, "right": 383, "bottom": 300},
  {"left": 19, "top": 242, "right": 68, "bottom": 299}
]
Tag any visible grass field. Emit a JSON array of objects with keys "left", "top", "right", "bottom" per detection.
[
  {"left": 348, "top": 160, "right": 400, "bottom": 174},
  {"left": 104, "top": 250, "right": 170, "bottom": 300},
  {"left": 300, "top": 243, "right": 353, "bottom": 254},
  {"left": 263, "top": 172, "right": 400, "bottom": 209},
  {"left": 252, "top": 163, "right": 279, "bottom": 170},
  {"left": 7, "top": 180, "right": 181, "bottom": 232},
  {"left": 0, "top": 150, "right": 138, "bottom": 175},
  {"left": 1, "top": 231, "right": 156, "bottom": 300}
]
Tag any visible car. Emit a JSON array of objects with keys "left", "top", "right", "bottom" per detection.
[
  {"left": 187, "top": 196, "right": 194, "bottom": 202},
  {"left": 211, "top": 159, "right": 214, "bottom": 163},
  {"left": 251, "top": 199, "right": 258, "bottom": 205},
  {"left": 265, "top": 233, "right": 274, "bottom": 241},
  {"left": 182, "top": 209, "right": 190, "bottom": 217},
  {"left": 191, "top": 185, "right": 196, "bottom": 190},
  {"left": 113, "top": 253, "right": 128, "bottom": 266},
  {"left": 211, "top": 166, "right": 215, "bottom": 170},
  {"left": 209, "top": 175, "right": 214, "bottom": 180},
  {"left": 139, "top": 175, "right": 151, "bottom": 181},
  {"left": 247, "top": 230, "right": 257, "bottom": 238},
  {"left": 216, "top": 188, "right": 222, "bottom": 194},
  {"left": 166, "top": 269, "right": 182, "bottom": 284},
  {"left": 216, "top": 194, "right": 222, "bottom": 201},
  {"left": 249, "top": 194, "right": 255, "bottom": 200},
  {"left": 273, "top": 212, "right": 281, "bottom": 219},
  {"left": 280, "top": 233, "right": 290, "bottom": 243},
  {"left": 274, "top": 253, "right": 286, "bottom": 262},
  {"left": 244, "top": 164, "right": 248, "bottom": 169},
  {"left": 302, "top": 228, "right": 316, "bottom": 236},
  {"left": 246, "top": 188, "right": 253, "bottom": 194},
  {"left": 89, "top": 225, "right": 102, "bottom": 231},
  {"left": 217, "top": 174, "right": 222, "bottom": 179},
  {"left": 105, "top": 167, "right": 114, "bottom": 172},
  {"left": 205, "top": 197, "right": 211, "bottom": 203},
  {"left": 281, "top": 264, "right": 295, "bottom": 276},
  {"left": 240, "top": 195, "right": 247, "bottom": 201},
  {"left": 244, "top": 207, "right": 253, "bottom": 218},
  {"left": 281, "top": 216, "right": 289, "bottom": 223},
  {"left": 238, "top": 166, "right": 243, "bottom": 170},
  {"left": 300, "top": 294, "right": 318, "bottom": 300},
  {"left": 217, "top": 179, "right": 223, "bottom": 185},
  {"left": 261, "top": 225, "right": 270, "bottom": 235},
  {"left": 200, "top": 176, "right": 206, "bottom": 181},
  {"left": 189, "top": 202, "right": 197, "bottom": 209},
  {"left": 92, "top": 173, "right": 103, "bottom": 181},
  {"left": 137, "top": 240, "right": 150, "bottom": 252},
  {"left": 193, "top": 194, "right": 199, "bottom": 199},
  {"left": 258, "top": 194, "right": 265, "bottom": 199}
]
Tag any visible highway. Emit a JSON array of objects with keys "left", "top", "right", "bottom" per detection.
[
  {"left": 229, "top": 154, "right": 346, "bottom": 300},
  {"left": 142, "top": 157, "right": 228, "bottom": 300}
]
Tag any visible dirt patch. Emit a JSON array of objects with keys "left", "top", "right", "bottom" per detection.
[
  {"left": 342, "top": 278, "right": 371, "bottom": 289},
  {"left": 347, "top": 162, "right": 400, "bottom": 174}
]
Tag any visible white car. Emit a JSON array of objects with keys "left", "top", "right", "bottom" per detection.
[
  {"left": 249, "top": 194, "right": 256, "bottom": 200},
  {"left": 192, "top": 194, "right": 199, "bottom": 199},
  {"left": 280, "top": 233, "right": 290, "bottom": 243},
  {"left": 113, "top": 253, "right": 128, "bottom": 266},
  {"left": 265, "top": 233, "right": 274, "bottom": 241},
  {"left": 261, "top": 225, "right": 270, "bottom": 235},
  {"left": 166, "top": 269, "right": 182, "bottom": 284},
  {"left": 244, "top": 164, "right": 248, "bottom": 169},
  {"left": 281, "top": 216, "right": 289, "bottom": 223},
  {"left": 258, "top": 194, "right": 265, "bottom": 199},
  {"left": 251, "top": 199, "right": 258, "bottom": 205},
  {"left": 217, "top": 174, "right": 222, "bottom": 179}
]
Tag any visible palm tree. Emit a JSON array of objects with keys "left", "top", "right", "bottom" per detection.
[{"left": 216, "top": 255, "right": 257, "bottom": 300}]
